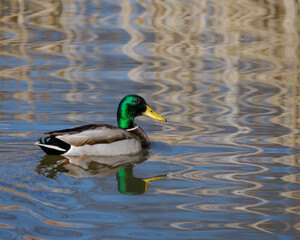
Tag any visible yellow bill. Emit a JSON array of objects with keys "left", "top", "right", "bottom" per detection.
[{"left": 142, "top": 105, "right": 167, "bottom": 122}]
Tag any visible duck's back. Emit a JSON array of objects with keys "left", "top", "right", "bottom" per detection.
[{"left": 49, "top": 124, "right": 135, "bottom": 146}]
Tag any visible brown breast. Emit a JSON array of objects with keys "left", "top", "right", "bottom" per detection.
[{"left": 126, "top": 126, "right": 150, "bottom": 148}]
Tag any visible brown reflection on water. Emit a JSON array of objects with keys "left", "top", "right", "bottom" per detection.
[
  {"left": 120, "top": 0, "right": 300, "bottom": 144},
  {"left": 117, "top": 0, "right": 300, "bottom": 234},
  {"left": 0, "top": 0, "right": 101, "bottom": 121}
]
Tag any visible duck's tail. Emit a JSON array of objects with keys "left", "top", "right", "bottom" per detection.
[{"left": 35, "top": 136, "right": 71, "bottom": 155}]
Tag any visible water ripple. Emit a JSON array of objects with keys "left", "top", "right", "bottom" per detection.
[{"left": 1, "top": 0, "right": 300, "bottom": 239}]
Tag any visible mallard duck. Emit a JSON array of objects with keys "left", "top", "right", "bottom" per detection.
[{"left": 35, "top": 95, "right": 167, "bottom": 156}]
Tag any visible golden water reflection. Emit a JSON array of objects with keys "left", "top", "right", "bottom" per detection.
[{"left": 0, "top": 0, "right": 300, "bottom": 238}]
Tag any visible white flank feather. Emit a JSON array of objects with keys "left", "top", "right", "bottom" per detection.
[
  {"left": 63, "top": 139, "right": 142, "bottom": 156},
  {"left": 35, "top": 142, "right": 66, "bottom": 152}
]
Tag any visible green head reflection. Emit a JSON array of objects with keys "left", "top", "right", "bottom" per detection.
[{"left": 117, "top": 165, "right": 166, "bottom": 195}]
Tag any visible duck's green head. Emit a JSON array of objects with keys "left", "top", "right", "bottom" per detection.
[{"left": 117, "top": 95, "right": 167, "bottom": 129}]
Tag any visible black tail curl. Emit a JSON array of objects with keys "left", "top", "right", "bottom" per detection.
[{"left": 38, "top": 136, "right": 71, "bottom": 155}]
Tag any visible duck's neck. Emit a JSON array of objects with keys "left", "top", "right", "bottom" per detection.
[{"left": 117, "top": 107, "right": 136, "bottom": 129}]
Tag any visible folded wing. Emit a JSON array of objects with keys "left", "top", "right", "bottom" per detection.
[{"left": 46, "top": 124, "right": 136, "bottom": 147}]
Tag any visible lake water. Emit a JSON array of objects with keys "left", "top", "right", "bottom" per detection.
[{"left": 0, "top": 0, "right": 300, "bottom": 239}]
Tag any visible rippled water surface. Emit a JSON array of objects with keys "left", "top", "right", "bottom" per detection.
[{"left": 1, "top": 0, "right": 300, "bottom": 239}]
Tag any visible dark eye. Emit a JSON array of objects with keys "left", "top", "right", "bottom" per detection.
[{"left": 132, "top": 100, "right": 140, "bottom": 104}]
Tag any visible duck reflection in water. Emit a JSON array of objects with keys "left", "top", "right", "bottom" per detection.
[{"left": 35, "top": 152, "right": 166, "bottom": 195}]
